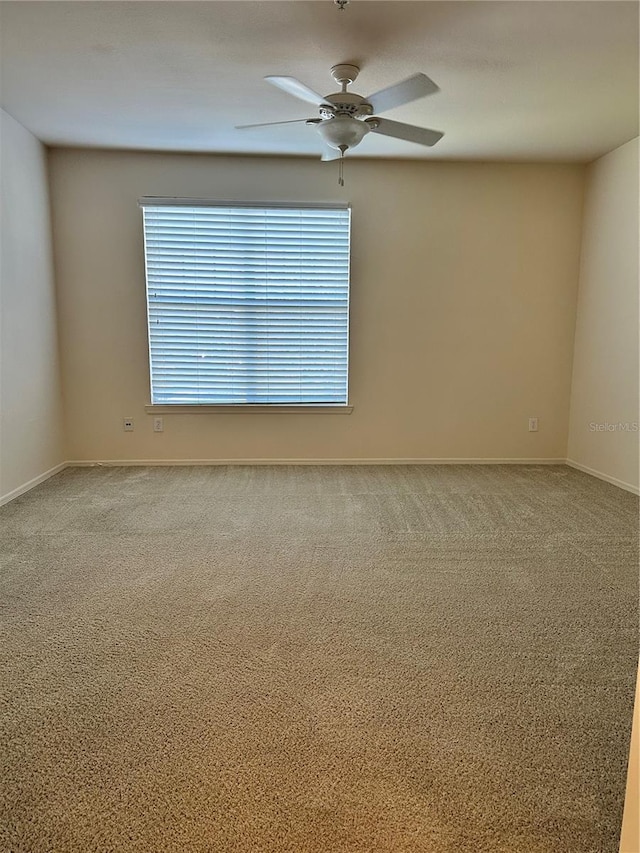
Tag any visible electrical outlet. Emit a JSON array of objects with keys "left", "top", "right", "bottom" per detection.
[
  {"left": 153, "top": 417, "right": 164, "bottom": 433},
  {"left": 123, "top": 418, "right": 134, "bottom": 432},
  {"left": 528, "top": 417, "right": 539, "bottom": 432}
]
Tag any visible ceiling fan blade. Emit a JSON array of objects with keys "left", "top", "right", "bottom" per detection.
[
  {"left": 369, "top": 118, "right": 444, "bottom": 147},
  {"left": 235, "top": 118, "right": 317, "bottom": 130},
  {"left": 367, "top": 73, "right": 439, "bottom": 114},
  {"left": 320, "top": 147, "right": 342, "bottom": 162},
  {"left": 265, "top": 76, "right": 330, "bottom": 107}
]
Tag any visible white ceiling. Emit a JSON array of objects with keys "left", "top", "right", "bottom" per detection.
[{"left": 1, "top": 1, "right": 638, "bottom": 162}]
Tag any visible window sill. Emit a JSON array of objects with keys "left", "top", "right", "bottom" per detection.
[{"left": 145, "top": 404, "right": 353, "bottom": 415}]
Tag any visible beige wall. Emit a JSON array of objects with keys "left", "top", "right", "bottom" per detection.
[
  {"left": 568, "top": 138, "right": 639, "bottom": 492},
  {"left": 0, "top": 110, "right": 64, "bottom": 501},
  {"left": 620, "top": 668, "right": 639, "bottom": 853},
  {"left": 49, "top": 148, "right": 584, "bottom": 463}
]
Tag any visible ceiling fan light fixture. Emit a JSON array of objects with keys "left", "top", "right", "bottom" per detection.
[
  {"left": 241, "top": 66, "right": 445, "bottom": 172},
  {"left": 316, "top": 114, "right": 370, "bottom": 152}
]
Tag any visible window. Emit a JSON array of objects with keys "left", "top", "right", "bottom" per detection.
[{"left": 140, "top": 200, "right": 351, "bottom": 406}]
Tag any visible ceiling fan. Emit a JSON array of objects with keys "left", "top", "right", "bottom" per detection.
[{"left": 237, "top": 64, "right": 444, "bottom": 181}]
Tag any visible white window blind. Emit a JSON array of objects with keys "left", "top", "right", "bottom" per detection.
[{"left": 140, "top": 201, "right": 351, "bottom": 405}]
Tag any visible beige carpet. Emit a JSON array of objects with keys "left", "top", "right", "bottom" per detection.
[{"left": 1, "top": 464, "right": 638, "bottom": 852}]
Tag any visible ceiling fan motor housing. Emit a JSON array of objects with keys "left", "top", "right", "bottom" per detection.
[{"left": 320, "top": 92, "right": 373, "bottom": 120}]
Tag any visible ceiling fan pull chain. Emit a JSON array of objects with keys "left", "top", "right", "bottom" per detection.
[{"left": 338, "top": 144, "right": 347, "bottom": 186}]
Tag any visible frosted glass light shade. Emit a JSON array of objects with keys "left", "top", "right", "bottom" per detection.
[{"left": 316, "top": 115, "right": 370, "bottom": 151}]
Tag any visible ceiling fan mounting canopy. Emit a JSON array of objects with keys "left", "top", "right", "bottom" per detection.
[
  {"left": 236, "top": 63, "right": 444, "bottom": 161},
  {"left": 330, "top": 63, "right": 360, "bottom": 87}
]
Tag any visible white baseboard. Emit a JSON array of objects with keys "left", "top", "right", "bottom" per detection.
[
  {"left": 66, "top": 457, "right": 567, "bottom": 467},
  {"left": 565, "top": 458, "right": 639, "bottom": 495},
  {"left": 2, "top": 459, "right": 635, "bottom": 507},
  {"left": 0, "top": 462, "right": 68, "bottom": 507}
]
